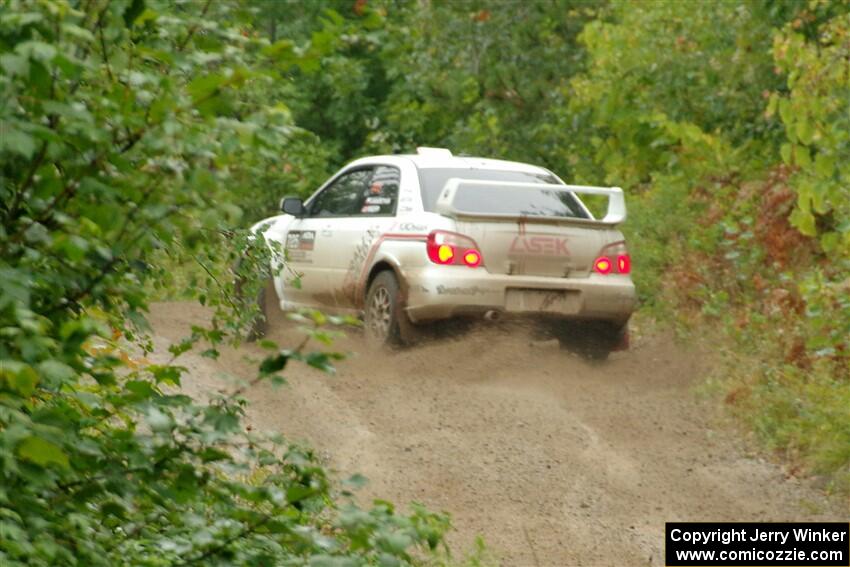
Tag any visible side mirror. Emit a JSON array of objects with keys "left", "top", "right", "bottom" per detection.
[{"left": 279, "top": 196, "right": 305, "bottom": 217}]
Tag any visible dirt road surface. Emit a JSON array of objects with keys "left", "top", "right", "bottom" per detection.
[{"left": 149, "top": 302, "right": 846, "bottom": 566}]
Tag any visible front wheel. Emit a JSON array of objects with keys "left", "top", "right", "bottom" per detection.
[
  {"left": 235, "top": 274, "right": 280, "bottom": 342},
  {"left": 364, "top": 271, "right": 417, "bottom": 346}
]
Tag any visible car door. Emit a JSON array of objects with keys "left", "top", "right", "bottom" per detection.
[
  {"left": 281, "top": 168, "right": 373, "bottom": 309},
  {"left": 282, "top": 166, "right": 400, "bottom": 312},
  {"left": 284, "top": 165, "right": 390, "bottom": 309},
  {"left": 326, "top": 165, "right": 401, "bottom": 308}
]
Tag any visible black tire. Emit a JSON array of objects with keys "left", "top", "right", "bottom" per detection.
[
  {"left": 552, "top": 320, "right": 626, "bottom": 361},
  {"left": 248, "top": 278, "right": 289, "bottom": 342},
  {"left": 234, "top": 259, "right": 274, "bottom": 342},
  {"left": 244, "top": 282, "right": 270, "bottom": 342},
  {"left": 364, "top": 271, "right": 417, "bottom": 346}
]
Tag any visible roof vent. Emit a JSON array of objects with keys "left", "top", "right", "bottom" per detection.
[{"left": 416, "top": 147, "right": 453, "bottom": 158}]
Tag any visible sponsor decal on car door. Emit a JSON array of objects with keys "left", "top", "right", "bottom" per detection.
[
  {"left": 285, "top": 230, "right": 315, "bottom": 263},
  {"left": 280, "top": 221, "right": 327, "bottom": 307}
]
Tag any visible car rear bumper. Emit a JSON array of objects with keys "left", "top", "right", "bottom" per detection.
[{"left": 401, "top": 265, "right": 636, "bottom": 324}]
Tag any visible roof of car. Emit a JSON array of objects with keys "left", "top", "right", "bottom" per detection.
[
  {"left": 404, "top": 153, "right": 547, "bottom": 173},
  {"left": 349, "top": 148, "right": 551, "bottom": 175}
]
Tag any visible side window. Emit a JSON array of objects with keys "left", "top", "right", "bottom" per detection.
[
  {"left": 360, "top": 166, "right": 399, "bottom": 216},
  {"left": 309, "top": 166, "right": 400, "bottom": 217},
  {"left": 309, "top": 169, "right": 373, "bottom": 217}
]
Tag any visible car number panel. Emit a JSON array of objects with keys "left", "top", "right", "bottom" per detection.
[{"left": 505, "top": 288, "right": 582, "bottom": 315}]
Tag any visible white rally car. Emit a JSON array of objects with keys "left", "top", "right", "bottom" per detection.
[{"left": 250, "top": 148, "right": 636, "bottom": 358}]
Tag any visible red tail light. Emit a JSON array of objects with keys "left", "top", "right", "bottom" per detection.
[
  {"left": 426, "top": 230, "right": 484, "bottom": 268},
  {"left": 594, "top": 241, "right": 630, "bottom": 275},
  {"left": 463, "top": 250, "right": 482, "bottom": 267},
  {"left": 594, "top": 257, "right": 613, "bottom": 274},
  {"left": 435, "top": 244, "right": 454, "bottom": 264}
]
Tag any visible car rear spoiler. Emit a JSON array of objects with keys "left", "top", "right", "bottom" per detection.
[{"left": 435, "top": 178, "right": 627, "bottom": 227}]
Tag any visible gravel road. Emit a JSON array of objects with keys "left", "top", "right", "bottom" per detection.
[{"left": 149, "top": 301, "right": 845, "bottom": 566}]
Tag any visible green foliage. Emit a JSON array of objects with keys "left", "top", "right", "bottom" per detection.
[
  {"left": 260, "top": 2, "right": 394, "bottom": 166},
  {"left": 771, "top": 9, "right": 850, "bottom": 255},
  {"left": 719, "top": 352, "right": 850, "bottom": 494},
  {"left": 569, "top": 0, "right": 786, "bottom": 187},
  {"left": 800, "top": 270, "right": 850, "bottom": 358},
  {"left": 261, "top": 0, "right": 601, "bottom": 171},
  {"left": 0, "top": 1, "right": 449, "bottom": 564},
  {"left": 367, "top": 0, "right": 601, "bottom": 169}
]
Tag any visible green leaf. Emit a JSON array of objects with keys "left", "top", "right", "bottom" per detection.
[
  {"left": 780, "top": 143, "right": 792, "bottom": 165},
  {"left": 168, "top": 338, "right": 195, "bottom": 357},
  {"left": 55, "top": 234, "right": 90, "bottom": 263},
  {"left": 123, "top": 0, "right": 146, "bottom": 27},
  {"left": 15, "top": 41, "right": 56, "bottom": 63},
  {"left": 200, "top": 348, "right": 219, "bottom": 359},
  {"left": 765, "top": 93, "right": 778, "bottom": 117},
  {"left": 136, "top": 8, "right": 159, "bottom": 25},
  {"left": 0, "top": 11, "right": 43, "bottom": 27},
  {"left": 778, "top": 98, "right": 792, "bottom": 127},
  {"left": 814, "top": 153, "right": 835, "bottom": 178},
  {"left": 29, "top": 59, "right": 51, "bottom": 96},
  {"left": 146, "top": 407, "right": 173, "bottom": 432},
  {"left": 37, "top": 360, "right": 76, "bottom": 389},
  {"left": 380, "top": 531, "right": 413, "bottom": 554},
  {"left": 60, "top": 23, "right": 95, "bottom": 43},
  {"left": 322, "top": 8, "right": 345, "bottom": 26},
  {"left": 17, "top": 436, "right": 69, "bottom": 469},
  {"left": 795, "top": 118, "right": 814, "bottom": 145},
  {"left": 125, "top": 380, "right": 157, "bottom": 400},
  {"left": 304, "top": 352, "right": 342, "bottom": 374},
  {"left": 0, "top": 126, "right": 36, "bottom": 159},
  {"left": 286, "top": 484, "right": 315, "bottom": 504},
  {"left": 260, "top": 352, "right": 289, "bottom": 375},
  {"left": 262, "top": 39, "right": 295, "bottom": 58},
  {"left": 151, "top": 365, "right": 182, "bottom": 385},
  {"left": 205, "top": 407, "right": 239, "bottom": 433},
  {"left": 0, "top": 360, "right": 39, "bottom": 396},
  {"left": 199, "top": 447, "right": 231, "bottom": 463},
  {"left": 344, "top": 473, "right": 368, "bottom": 489},
  {"left": 0, "top": 53, "right": 29, "bottom": 76},
  {"left": 24, "top": 222, "right": 50, "bottom": 244},
  {"left": 794, "top": 144, "right": 811, "bottom": 169},
  {"left": 100, "top": 500, "right": 128, "bottom": 519},
  {"left": 187, "top": 73, "right": 225, "bottom": 110},
  {"left": 819, "top": 231, "right": 840, "bottom": 253},
  {"left": 790, "top": 207, "right": 816, "bottom": 237}
]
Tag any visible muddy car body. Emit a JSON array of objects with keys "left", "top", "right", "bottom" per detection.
[{"left": 251, "top": 148, "right": 636, "bottom": 357}]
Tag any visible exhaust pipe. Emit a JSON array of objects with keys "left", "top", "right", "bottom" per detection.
[{"left": 483, "top": 310, "right": 501, "bottom": 322}]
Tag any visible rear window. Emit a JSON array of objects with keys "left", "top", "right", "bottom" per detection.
[{"left": 417, "top": 168, "right": 589, "bottom": 219}]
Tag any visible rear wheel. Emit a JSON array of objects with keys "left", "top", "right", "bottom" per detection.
[{"left": 364, "top": 271, "right": 417, "bottom": 346}]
